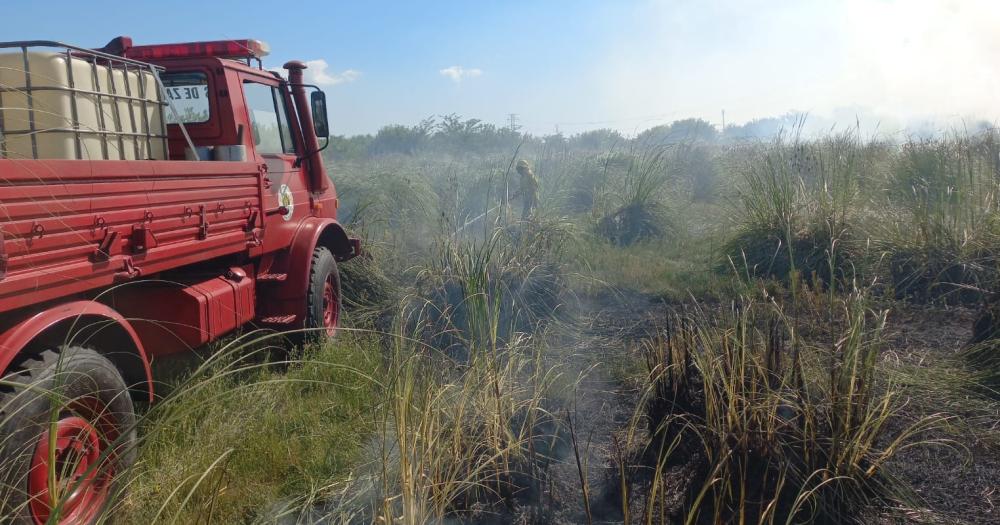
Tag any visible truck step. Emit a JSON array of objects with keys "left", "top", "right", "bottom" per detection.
[
  {"left": 257, "top": 273, "right": 288, "bottom": 282},
  {"left": 259, "top": 314, "right": 297, "bottom": 325}
]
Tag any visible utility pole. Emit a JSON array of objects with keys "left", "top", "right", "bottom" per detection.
[
  {"left": 722, "top": 109, "right": 726, "bottom": 132},
  {"left": 507, "top": 113, "right": 521, "bottom": 133}
]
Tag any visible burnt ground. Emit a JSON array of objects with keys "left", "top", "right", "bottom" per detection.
[
  {"left": 291, "top": 292, "right": 999, "bottom": 524},
  {"left": 876, "top": 305, "right": 1000, "bottom": 525},
  {"left": 497, "top": 294, "right": 1000, "bottom": 525},
  {"left": 499, "top": 291, "right": 691, "bottom": 524}
]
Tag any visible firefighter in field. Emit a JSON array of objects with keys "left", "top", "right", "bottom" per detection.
[{"left": 512, "top": 159, "right": 539, "bottom": 221}]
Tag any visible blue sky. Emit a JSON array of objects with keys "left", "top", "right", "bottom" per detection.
[{"left": 5, "top": 0, "right": 1000, "bottom": 136}]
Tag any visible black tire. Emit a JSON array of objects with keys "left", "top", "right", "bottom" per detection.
[
  {"left": 303, "top": 246, "right": 342, "bottom": 344},
  {"left": 0, "top": 347, "right": 137, "bottom": 524}
]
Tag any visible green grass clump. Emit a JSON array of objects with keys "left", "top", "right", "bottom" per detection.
[
  {"left": 721, "top": 133, "right": 869, "bottom": 291},
  {"left": 595, "top": 145, "right": 677, "bottom": 247},
  {"left": 112, "top": 333, "right": 380, "bottom": 524},
  {"left": 875, "top": 134, "right": 1000, "bottom": 302},
  {"left": 413, "top": 220, "right": 573, "bottom": 357},
  {"left": 564, "top": 233, "right": 727, "bottom": 300},
  {"left": 963, "top": 305, "right": 1000, "bottom": 392},
  {"left": 961, "top": 343, "right": 1000, "bottom": 399}
]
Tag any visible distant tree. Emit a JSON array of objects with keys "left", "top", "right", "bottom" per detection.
[
  {"left": 967, "top": 120, "right": 995, "bottom": 136},
  {"left": 542, "top": 132, "right": 567, "bottom": 149},
  {"left": 337, "top": 113, "right": 539, "bottom": 157},
  {"left": 368, "top": 118, "right": 434, "bottom": 156},
  {"left": 431, "top": 113, "right": 523, "bottom": 155},
  {"left": 667, "top": 118, "right": 718, "bottom": 142},
  {"left": 636, "top": 124, "right": 672, "bottom": 144},
  {"left": 437, "top": 113, "right": 482, "bottom": 136},
  {"left": 326, "top": 134, "right": 373, "bottom": 162},
  {"left": 637, "top": 118, "right": 718, "bottom": 144},
  {"left": 570, "top": 128, "right": 624, "bottom": 151},
  {"left": 368, "top": 125, "right": 422, "bottom": 155},
  {"left": 723, "top": 113, "right": 806, "bottom": 141},
  {"left": 434, "top": 113, "right": 486, "bottom": 153}
]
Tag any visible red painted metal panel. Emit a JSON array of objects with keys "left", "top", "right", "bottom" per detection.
[
  {"left": 109, "top": 268, "right": 255, "bottom": 356},
  {"left": 0, "top": 159, "right": 263, "bottom": 315},
  {"left": 255, "top": 217, "right": 357, "bottom": 326},
  {"left": 0, "top": 300, "right": 154, "bottom": 401}
]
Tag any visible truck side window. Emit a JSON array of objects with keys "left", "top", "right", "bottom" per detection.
[
  {"left": 273, "top": 89, "right": 296, "bottom": 154},
  {"left": 162, "top": 72, "right": 210, "bottom": 124},
  {"left": 243, "top": 81, "right": 296, "bottom": 155}
]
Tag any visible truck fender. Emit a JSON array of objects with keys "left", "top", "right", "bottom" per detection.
[
  {"left": 0, "top": 301, "right": 154, "bottom": 402},
  {"left": 264, "top": 218, "right": 358, "bottom": 326}
]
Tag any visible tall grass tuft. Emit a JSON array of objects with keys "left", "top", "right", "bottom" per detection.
[
  {"left": 413, "top": 220, "right": 572, "bottom": 359},
  {"left": 617, "top": 292, "right": 948, "bottom": 524},
  {"left": 368, "top": 317, "right": 562, "bottom": 524},
  {"left": 877, "top": 132, "right": 1000, "bottom": 302},
  {"left": 722, "top": 131, "right": 871, "bottom": 290},
  {"left": 596, "top": 144, "right": 675, "bottom": 246}
]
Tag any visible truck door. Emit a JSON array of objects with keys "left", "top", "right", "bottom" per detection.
[{"left": 241, "top": 77, "right": 304, "bottom": 251}]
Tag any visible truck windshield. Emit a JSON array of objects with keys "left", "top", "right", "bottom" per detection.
[{"left": 162, "top": 72, "right": 210, "bottom": 124}]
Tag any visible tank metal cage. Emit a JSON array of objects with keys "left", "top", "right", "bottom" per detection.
[{"left": 0, "top": 40, "right": 169, "bottom": 160}]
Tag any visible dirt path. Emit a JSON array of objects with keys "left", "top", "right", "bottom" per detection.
[{"left": 502, "top": 292, "right": 674, "bottom": 524}]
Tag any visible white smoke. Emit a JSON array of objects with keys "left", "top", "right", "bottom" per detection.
[{"left": 598, "top": 0, "right": 1000, "bottom": 135}]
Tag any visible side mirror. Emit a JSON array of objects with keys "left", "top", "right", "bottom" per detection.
[{"left": 310, "top": 90, "right": 329, "bottom": 138}]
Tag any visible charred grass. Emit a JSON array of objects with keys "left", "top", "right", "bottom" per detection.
[{"left": 614, "top": 292, "right": 949, "bottom": 524}]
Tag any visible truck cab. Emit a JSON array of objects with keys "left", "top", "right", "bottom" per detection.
[{"left": 119, "top": 37, "right": 338, "bottom": 251}]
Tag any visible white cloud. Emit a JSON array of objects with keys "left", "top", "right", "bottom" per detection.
[
  {"left": 303, "top": 59, "right": 360, "bottom": 87},
  {"left": 439, "top": 66, "right": 483, "bottom": 83}
]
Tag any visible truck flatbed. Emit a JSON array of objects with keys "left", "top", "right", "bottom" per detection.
[{"left": 0, "top": 158, "right": 263, "bottom": 314}]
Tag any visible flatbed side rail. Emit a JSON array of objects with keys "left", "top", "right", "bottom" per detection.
[{"left": 0, "top": 40, "right": 168, "bottom": 160}]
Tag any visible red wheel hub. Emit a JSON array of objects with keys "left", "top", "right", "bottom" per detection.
[
  {"left": 322, "top": 274, "right": 339, "bottom": 337},
  {"left": 28, "top": 416, "right": 111, "bottom": 525}
]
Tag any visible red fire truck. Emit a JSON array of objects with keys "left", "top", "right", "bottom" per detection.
[{"left": 0, "top": 37, "right": 360, "bottom": 523}]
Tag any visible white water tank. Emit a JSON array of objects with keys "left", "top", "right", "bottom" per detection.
[{"left": 0, "top": 50, "right": 166, "bottom": 160}]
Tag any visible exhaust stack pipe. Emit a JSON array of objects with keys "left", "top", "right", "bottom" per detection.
[{"left": 283, "top": 60, "right": 328, "bottom": 193}]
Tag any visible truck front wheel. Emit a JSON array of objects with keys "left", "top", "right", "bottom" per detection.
[
  {"left": 0, "top": 346, "right": 137, "bottom": 525},
  {"left": 304, "top": 246, "right": 342, "bottom": 342}
]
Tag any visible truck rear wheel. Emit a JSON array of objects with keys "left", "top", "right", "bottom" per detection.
[
  {"left": 304, "top": 246, "right": 342, "bottom": 342},
  {"left": 0, "top": 347, "right": 137, "bottom": 525}
]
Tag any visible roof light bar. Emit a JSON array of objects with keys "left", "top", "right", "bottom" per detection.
[{"left": 124, "top": 39, "right": 270, "bottom": 61}]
